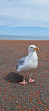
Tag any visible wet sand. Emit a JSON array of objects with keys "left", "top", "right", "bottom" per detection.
[{"left": 0, "top": 40, "right": 49, "bottom": 111}]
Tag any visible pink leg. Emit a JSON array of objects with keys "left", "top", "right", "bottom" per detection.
[
  {"left": 20, "top": 75, "right": 27, "bottom": 85},
  {"left": 29, "top": 72, "right": 35, "bottom": 83},
  {"left": 29, "top": 78, "right": 35, "bottom": 82}
]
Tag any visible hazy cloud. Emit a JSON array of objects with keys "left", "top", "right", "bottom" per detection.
[{"left": 0, "top": 0, "right": 49, "bottom": 27}]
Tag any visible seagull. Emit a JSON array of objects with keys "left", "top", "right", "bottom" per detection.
[{"left": 16, "top": 45, "right": 39, "bottom": 85}]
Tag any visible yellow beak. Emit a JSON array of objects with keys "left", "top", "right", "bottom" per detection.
[{"left": 34, "top": 47, "right": 39, "bottom": 50}]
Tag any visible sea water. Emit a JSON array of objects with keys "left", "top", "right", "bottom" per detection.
[{"left": 0, "top": 35, "right": 49, "bottom": 40}]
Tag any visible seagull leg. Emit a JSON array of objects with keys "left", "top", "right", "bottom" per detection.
[
  {"left": 29, "top": 72, "right": 35, "bottom": 82},
  {"left": 20, "top": 75, "right": 27, "bottom": 85}
]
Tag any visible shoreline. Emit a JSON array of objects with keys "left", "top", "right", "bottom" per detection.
[{"left": 0, "top": 39, "right": 49, "bottom": 41}]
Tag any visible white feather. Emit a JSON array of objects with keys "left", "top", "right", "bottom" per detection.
[{"left": 16, "top": 45, "right": 38, "bottom": 72}]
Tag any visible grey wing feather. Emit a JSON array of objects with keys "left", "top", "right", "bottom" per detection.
[{"left": 16, "top": 57, "right": 25, "bottom": 69}]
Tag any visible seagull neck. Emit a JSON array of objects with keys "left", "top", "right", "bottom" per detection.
[{"left": 28, "top": 51, "right": 35, "bottom": 56}]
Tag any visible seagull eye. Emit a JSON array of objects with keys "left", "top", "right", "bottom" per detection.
[{"left": 30, "top": 47, "right": 32, "bottom": 48}]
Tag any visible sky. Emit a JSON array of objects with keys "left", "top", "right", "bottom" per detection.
[{"left": 0, "top": 0, "right": 49, "bottom": 36}]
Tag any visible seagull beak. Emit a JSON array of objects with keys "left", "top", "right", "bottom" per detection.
[{"left": 34, "top": 47, "right": 39, "bottom": 50}]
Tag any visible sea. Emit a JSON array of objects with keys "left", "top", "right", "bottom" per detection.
[{"left": 0, "top": 35, "right": 49, "bottom": 40}]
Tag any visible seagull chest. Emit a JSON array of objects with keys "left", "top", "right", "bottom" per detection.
[{"left": 23, "top": 59, "right": 38, "bottom": 71}]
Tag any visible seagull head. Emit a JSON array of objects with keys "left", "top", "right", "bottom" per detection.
[{"left": 28, "top": 45, "right": 39, "bottom": 52}]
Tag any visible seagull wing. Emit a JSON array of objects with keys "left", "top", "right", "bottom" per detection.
[{"left": 16, "top": 57, "right": 25, "bottom": 69}]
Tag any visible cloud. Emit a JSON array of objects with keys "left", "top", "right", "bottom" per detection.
[{"left": 0, "top": 0, "right": 49, "bottom": 27}]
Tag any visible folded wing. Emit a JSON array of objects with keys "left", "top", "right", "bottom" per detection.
[{"left": 16, "top": 57, "right": 25, "bottom": 69}]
